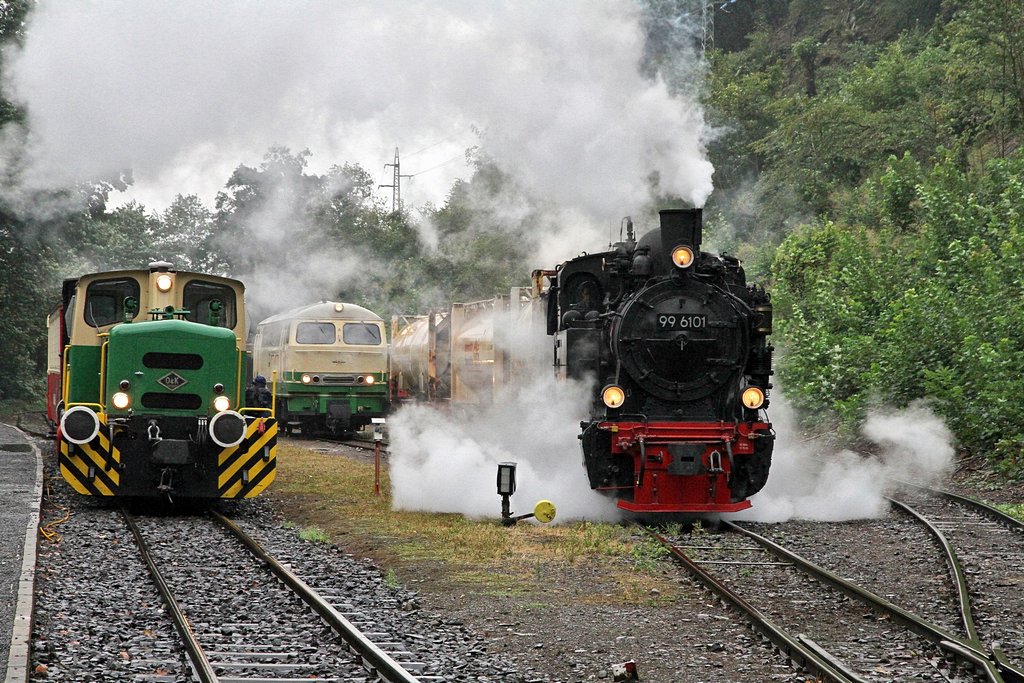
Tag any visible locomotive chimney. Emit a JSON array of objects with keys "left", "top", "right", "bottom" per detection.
[{"left": 659, "top": 208, "right": 702, "bottom": 256}]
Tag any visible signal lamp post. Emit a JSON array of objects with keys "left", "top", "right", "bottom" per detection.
[
  {"left": 497, "top": 462, "right": 517, "bottom": 525},
  {"left": 496, "top": 462, "right": 557, "bottom": 527}
]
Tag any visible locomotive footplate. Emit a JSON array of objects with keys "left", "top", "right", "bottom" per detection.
[{"left": 596, "top": 420, "right": 771, "bottom": 513}]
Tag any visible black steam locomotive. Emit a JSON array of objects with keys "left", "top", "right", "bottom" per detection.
[{"left": 545, "top": 208, "right": 774, "bottom": 513}]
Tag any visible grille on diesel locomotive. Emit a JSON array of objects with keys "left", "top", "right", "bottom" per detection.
[
  {"left": 141, "top": 393, "right": 203, "bottom": 409},
  {"left": 320, "top": 374, "right": 358, "bottom": 385}
]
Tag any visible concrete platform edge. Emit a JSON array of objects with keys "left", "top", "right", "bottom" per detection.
[{"left": 3, "top": 429, "right": 42, "bottom": 683}]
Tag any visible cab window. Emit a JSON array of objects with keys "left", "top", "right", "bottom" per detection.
[
  {"left": 183, "top": 280, "right": 236, "bottom": 328},
  {"left": 296, "top": 322, "right": 336, "bottom": 344},
  {"left": 84, "top": 278, "right": 140, "bottom": 328},
  {"left": 343, "top": 322, "right": 382, "bottom": 345}
]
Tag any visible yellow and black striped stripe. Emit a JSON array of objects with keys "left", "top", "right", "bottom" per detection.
[
  {"left": 58, "top": 415, "right": 121, "bottom": 496},
  {"left": 217, "top": 418, "right": 278, "bottom": 498}
]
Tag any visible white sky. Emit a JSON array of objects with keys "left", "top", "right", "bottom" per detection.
[{"left": 4, "top": 0, "right": 713, "bottom": 235}]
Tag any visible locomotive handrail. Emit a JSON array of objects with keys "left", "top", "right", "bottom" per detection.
[
  {"left": 98, "top": 340, "right": 109, "bottom": 409},
  {"left": 235, "top": 348, "right": 244, "bottom": 410},
  {"left": 61, "top": 344, "right": 71, "bottom": 406}
]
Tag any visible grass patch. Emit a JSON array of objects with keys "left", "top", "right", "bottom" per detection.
[
  {"left": 629, "top": 535, "right": 670, "bottom": 571},
  {"left": 995, "top": 503, "right": 1024, "bottom": 522},
  {"left": 298, "top": 526, "right": 330, "bottom": 543},
  {"left": 269, "top": 443, "right": 678, "bottom": 603}
]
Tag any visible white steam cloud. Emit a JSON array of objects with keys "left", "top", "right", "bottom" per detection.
[
  {"left": 4, "top": 0, "right": 713, "bottom": 253},
  {"left": 389, "top": 373, "right": 620, "bottom": 524},
  {"left": 734, "top": 393, "right": 956, "bottom": 523}
]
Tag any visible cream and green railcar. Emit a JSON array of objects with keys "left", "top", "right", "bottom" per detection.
[
  {"left": 47, "top": 262, "right": 278, "bottom": 499},
  {"left": 252, "top": 301, "right": 389, "bottom": 435}
]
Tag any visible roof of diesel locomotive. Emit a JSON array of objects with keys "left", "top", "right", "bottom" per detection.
[
  {"left": 257, "top": 301, "right": 383, "bottom": 326},
  {"left": 65, "top": 267, "right": 243, "bottom": 290}
]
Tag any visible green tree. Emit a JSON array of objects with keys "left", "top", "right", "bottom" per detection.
[{"left": 153, "top": 194, "right": 223, "bottom": 273}]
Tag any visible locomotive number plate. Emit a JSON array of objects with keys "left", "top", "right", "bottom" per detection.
[{"left": 657, "top": 314, "right": 707, "bottom": 330}]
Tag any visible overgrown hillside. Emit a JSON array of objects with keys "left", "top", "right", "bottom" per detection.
[{"left": 704, "top": 0, "right": 1024, "bottom": 472}]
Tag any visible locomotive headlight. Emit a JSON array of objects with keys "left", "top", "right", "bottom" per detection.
[
  {"left": 601, "top": 384, "right": 626, "bottom": 409},
  {"left": 671, "top": 245, "right": 695, "bottom": 269},
  {"left": 213, "top": 395, "right": 231, "bottom": 412},
  {"left": 364, "top": 375, "right": 376, "bottom": 385},
  {"left": 301, "top": 373, "right": 312, "bottom": 384},
  {"left": 111, "top": 392, "right": 131, "bottom": 410},
  {"left": 155, "top": 273, "right": 174, "bottom": 292},
  {"left": 741, "top": 386, "right": 766, "bottom": 409}
]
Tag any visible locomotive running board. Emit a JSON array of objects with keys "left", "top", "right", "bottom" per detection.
[{"left": 616, "top": 499, "right": 752, "bottom": 514}]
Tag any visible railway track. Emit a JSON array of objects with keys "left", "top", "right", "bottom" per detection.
[
  {"left": 649, "top": 485, "right": 1024, "bottom": 683},
  {"left": 120, "top": 508, "right": 431, "bottom": 683},
  {"left": 889, "top": 486, "right": 1024, "bottom": 672},
  {"left": 283, "top": 432, "right": 389, "bottom": 454}
]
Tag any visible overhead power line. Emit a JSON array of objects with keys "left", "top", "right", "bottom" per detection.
[{"left": 406, "top": 153, "right": 466, "bottom": 177}]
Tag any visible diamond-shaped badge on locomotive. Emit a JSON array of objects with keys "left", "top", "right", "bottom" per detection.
[{"left": 157, "top": 371, "right": 188, "bottom": 391}]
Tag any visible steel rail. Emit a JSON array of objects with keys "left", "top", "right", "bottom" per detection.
[
  {"left": 120, "top": 508, "right": 219, "bottom": 683},
  {"left": 891, "top": 483, "right": 1024, "bottom": 682},
  {"left": 725, "top": 520, "right": 1009, "bottom": 683},
  {"left": 887, "top": 497, "right": 979, "bottom": 643},
  {"left": 645, "top": 528, "right": 869, "bottom": 683},
  {"left": 897, "top": 482, "right": 1024, "bottom": 533},
  {"left": 212, "top": 511, "right": 420, "bottom": 683}
]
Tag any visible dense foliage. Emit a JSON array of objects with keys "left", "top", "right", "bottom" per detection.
[{"left": 703, "top": 0, "right": 1024, "bottom": 469}]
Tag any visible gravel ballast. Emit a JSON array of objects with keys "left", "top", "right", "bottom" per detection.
[{"left": 26, "top": 433, "right": 1024, "bottom": 683}]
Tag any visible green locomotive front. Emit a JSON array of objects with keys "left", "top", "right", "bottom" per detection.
[
  {"left": 252, "top": 301, "right": 389, "bottom": 436},
  {"left": 48, "top": 262, "right": 278, "bottom": 499}
]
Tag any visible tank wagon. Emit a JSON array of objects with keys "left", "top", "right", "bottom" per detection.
[
  {"left": 390, "top": 290, "right": 540, "bottom": 405},
  {"left": 46, "top": 262, "right": 277, "bottom": 499},
  {"left": 251, "top": 301, "right": 388, "bottom": 435},
  {"left": 546, "top": 208, "right": 774, "bottom": 514}
]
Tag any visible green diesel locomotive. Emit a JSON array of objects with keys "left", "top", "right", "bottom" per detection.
[
  {"left": 252, "top": 301, "right": 388, "bottom": 436},
  {"left": 46, "top": 262, "right": 278, "bottom": 499}
]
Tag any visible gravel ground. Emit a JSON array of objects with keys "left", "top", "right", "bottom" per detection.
[
  {"left": 30, "top": 492, "right": 180, "bottom": 681},
  {"left": 0, "top": 423, "right": 39, "bottom": 675},
  {"left": 29, "top": 452, "right": 807, "bottom": 683},
  {"left": 266, "top": 438, "right": 1024, "bottom": 683},
  {"left": 32, "top": 474, "right": 556, "bottom": 682},
  {"left": 741, "top": 516, "right": 964, "bottom": 635},
  {"left": 22, "top": 423, "right": 1024, "bottom": 683},
  {"left": 889, "top": 490, "right": 1024, "bottom": 663},
  {"left": 234, "top": 497, "right": 811, "bottom": 683},
  {"left": 662, "top": 527, "right": 967, "bottom": 683}
]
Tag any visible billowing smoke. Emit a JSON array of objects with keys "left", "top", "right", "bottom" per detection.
[
  {"left": 733, "top": 393, "right": 956, "bottom": 523},
  {"left": 389, "top": 374, "right": 622, "bottom": 523},
  {"left": 389, "top": 308, "right": 621, "bottom": 523},
  {"left": 3, "top": 0, "right": 712, "bottom": 253}
]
